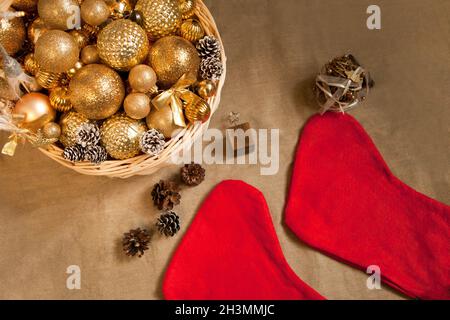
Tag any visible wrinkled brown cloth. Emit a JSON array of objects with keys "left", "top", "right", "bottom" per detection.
[{"left": 0, "top": 0, "right": 448, "bottom": 299}]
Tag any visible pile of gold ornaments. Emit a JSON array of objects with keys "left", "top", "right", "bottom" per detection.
[{"left": 0, "top": 0, "right": 223, "bottom": 162}]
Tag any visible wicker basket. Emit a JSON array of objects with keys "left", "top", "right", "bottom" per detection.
[{"left": 38, "top": 0, "right": 226, "bottom": 178}]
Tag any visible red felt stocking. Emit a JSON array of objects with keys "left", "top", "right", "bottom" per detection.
[
  {"left": 163, "top": 180, "right": 324, "bottom": 300},
  {"left": 285, "top": 112, "right": 450, "bottom": 300}
]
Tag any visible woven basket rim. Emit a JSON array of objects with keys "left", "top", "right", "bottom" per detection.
[{"left": 38, "top": 0, "right": 227, "bottom": 178}]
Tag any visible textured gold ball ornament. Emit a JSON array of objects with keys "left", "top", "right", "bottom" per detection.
[
  {"left": 101, "top": 113, "right": 147, "bottom": 160},
  {"left": 27, "top": 18, "right": 48, "bottom": 44},
  {"left": 50, "top": 87, "right": 73, "bottom": 112},
  {"left": 36, "top": 70, "right": 63, "bottom": 89},
  {"left": 135, "top": 0, "right": 182, "bottom": 40},
  {"left": 13, "top": 93, "right": 56, "bottom": 132},
  {"left": 124, "top": 93, "right": 151, "bottom": 119},
  {"left": 146, "top": 105, "right": 182, "bottom": 138},
  {"left": 149, "top": 36, "right": 200, "bottom": 89},
  {"left": 97, "top": 19, "right": 149, "bottom": 71},
  {"left": 70, "top": 30, "right": 89, "bottom": 49},
  {"left": 128, "top": 64, "right": 157, "bottom": 93},
  {"left": 81, "top": 0, "right": 110, "bottom": 26},
  {"left": 24, "top": 53, "right": 40, "bottom": 76},
  {"left": 195, "top": 79, "right": 216, "bottom": 99},
  {"left": 69, "top": 64, "right": 125, "bottom": 120},
  {"left": 108, "top": 0, "right": 132, "bottom": 20},
  {"left": 0, "top": 9, "right": 26, "bottom": 55},
  {"left": 183, "top": 94, "right": 211, "bottom": 123},
  {"left": 12, "top": 0, "right": 39, "bottom": 12},
  {"left": 180, "top": 19, "right": 204, "bottom": 43},
  {"left": 59, "top": 111, "right": 91, "bottom": 147},
  {"left": 38, "top": 0, "right": 80, "bottom": 30},
  {"left": 35, "top": 30, "right": 80, "bottom": 73},
  {"left": 179, "top": 0, "right": 196, "bottom": 19},
  {"left": 42, "top": 122, "right": 61, "bottom": 139}
]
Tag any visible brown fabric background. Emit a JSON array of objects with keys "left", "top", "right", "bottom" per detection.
[{"left": 0, "top": 0, "right": 448, "bottom": 299}]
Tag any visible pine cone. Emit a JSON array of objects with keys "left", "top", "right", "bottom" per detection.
[
  {"left": 156, "top": 211, "right": 181, "bottom": 237},
  {"left": 151, "top": 180, "right": 181, "bottom": 210},
  {"left": 62, "top": 144, "right": 85, "bottom": 162},
  {"left": 140, "top": 129, "right": 165, "bottom": 156},
  {"left": 196, "top": 35, "right": 221, "bottom": 59},
  {"left": 181, "top": 162, "right": 205, "bottom": 186},
  {"left": 76, "top": 123, "right": 100, "bottom": 147},
  {"left": 200, "top": 56, "right": 223, "bottom": 80},
  {"left": 122, "top": 228, "right": 151, "bottom": 257},
  {"left": 84, "top": 145, "right": 108, "bottom": 164}
]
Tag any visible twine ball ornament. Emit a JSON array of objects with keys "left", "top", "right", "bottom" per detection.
[
  {"left": 0, "top": 9, "right": 26, "bottom": 56},
  {"left": 135, "top": 0, "right": 182, "bottom": 40},
  {"left": 38, "top": 0, "right": 80, "bottom": 30},
  {"left": 69, "top": 64, "right": 125, "bottom": 120},
  {"left": 27, "top": 18, "right": 48, "bottom": 45},
  {"left": 180, "top": 19, "right": 204, "bottom": 43},
  {"left": 81, "top": 45, "right": 100, "bottom": 64},
  {"left": 146, "top": 105, "right": 182, "bottom": 138},
  {"left": 12, "top": 0, "right": 39, "bottom": 12},
  {"left": 97, "top": 19, "right": 150, "bottom": 71},
  {"left": 195, "top": 79, "right": 216, "bottom": 99},
  {"left": 149, "top": 36, "right": 200, "bottom": 89},
  {"left": 35, "top": 30, "right": 80, "bottom": 73},
  {"left": 124, "top": 93, "right": 151, "bottom": 119},
  {"left": 59, "top": 111, "right": 91, "bottom": 147},
  {"left": 49, "top": 87, "right": 73, "bottom": 112},
  {"left": 80, "top": 0, "right": 110, "bottom": 26},
  {"left": 179, "top": 0, "right": 196, "bottom": 19},
  {"left": 100, "top": 113, "right": 148, "bottom": 160},
  {"left": 43, "top": 122, "right": 62, "bottom": 139},
  {"left": 128, "top": 64, "right": 157, "bottom": 93},
  {"left": 13, "top": 93, "right": 56, "bottom": 132}
]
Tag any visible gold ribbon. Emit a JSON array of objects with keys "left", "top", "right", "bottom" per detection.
[{"left": 151, "top": 74, "right": 198, "bottom": 128}]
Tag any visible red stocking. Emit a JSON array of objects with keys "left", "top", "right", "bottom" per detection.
[
  {"left": 163, "top": 180, "right": 324, "bottom": 300},
  {"left": 285, "top": 112, "right": 450, "bottom": 300}
]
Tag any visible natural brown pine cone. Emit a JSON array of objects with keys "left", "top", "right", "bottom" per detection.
[
  {"left": 122, "top": 228, "right": 151, "bottom": 258},
  {"left": 151, "top": 180, "right": 181, "bottom": 210},
  {"left": 181, "top": 162, "right": 205, "bottom": 186}
]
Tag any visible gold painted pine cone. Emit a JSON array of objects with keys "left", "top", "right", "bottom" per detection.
[
  {"left": 36, "top": 70, "right": 63, "bottom": 89},
  {"left": 180, "top": 19, "right": 204, "bottom": 43},
  {"left": 50, "top": 87, "right": 73, "bottom": 112}
]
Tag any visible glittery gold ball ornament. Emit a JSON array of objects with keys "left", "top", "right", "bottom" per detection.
[
  {"left": 97, "top": 19, "right": 150, "bottom": 71},
  {"left": 36, "top": 70, "right": 63, "bottom": 89},
  {"left": 124, "top": 93, "right": 151, "bottom": 119},
  {"left": 179, "top": 0, "right": 196, "bottom": 19},
  {"left": 38, "top": 0, "right": 80, "bottom": 30},
  {"left": 27, "top": 18, "right": 48, "bottom": 44},
  {"left": 149, "top": 36, "right": 200, "bottom": 89},
  {"left": 128, "top": 64, "right": 157, "bottom": 93},
  {"left": 180, "top": 19, "right": 204, "bottom": 43},
  {"left": 195, "top": 79, "right": 216, "bottom": 99},
  {"left": 108, "top": 0, "right": 132, "bottom": 20},
  {"left": 183, "top": 94, "right": 211, "bottom": 123},
  {"left": 81, "top": 0, "right": 110, "bottom": 26},
  {"left": 146, "top": 105, "right": 182, "bottom": 138},
  {"left": 12, "top": 0, "right": 38, "bottom": 12},
  {"left": 59, "top": 111, "right": 91, "bottom": 147},
  {"left": 135, "top": 0, "right": 182, "bottom": 40},
  {"left": 100, "top": 113, "right": 147, "bottom": 160},
  {"left": 50, "top": 87, "right": 73, "bottom": 112},
  {"left": 70, "top": 29, "right": 89, "bottom": 49},
  {"left": 69, "top": 64, "right": 125, "bottom": 120},
  {"left": 0, "top": 9, "right": 26, "bottom": 55},
  {"left": 24, "top": 53, "right": 40, "bottom": 76},
  {"left": 43, "top": 122, "right": 61, "bottom": 139},
  {"left": 35, "top": 30, "right": 80, "bottom": 73},
  {"left": 13, "top": 93, "right": 56, "bottom": 132}
]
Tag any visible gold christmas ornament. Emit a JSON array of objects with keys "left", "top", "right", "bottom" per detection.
[
  {"left": 13, "top": 93, "right": 56, "bottom": 132},
  {"left": 81, "top": 23, "right": 99, "bottom": 39},
  {"left": 38, "top": 0, "right": 80, "bottom": 30},
  {"left": 183, "top": 94, "right": 211, "bottom": 123},
  {"left": 179, "top": 0, "right": 196, "bottom": 19},
  {"left": 66, "top": 61, "right": 84, "bottom": 79},
  {"left": 146, "top": 105, "right": 183, "bottom": 138},
  {"left": 195, "top": 79, "right": 216, "bottom": 99},
  {"left": 97, "top": 19, "right": 150, "bottom": 71},
  {"left": 81, "top": 0, "right": 110, "bottom": 26},
  {"left": 12, "top": 0, "right": 39, "bottom": 12},
  {"left": 23, "top": 53, "right": 39, "bottom": 76},
  {"left": 128, "top": 64, "right": 157, "bottom": 93},
  {"left": 59, "top": 111, "right": 91, "bottom": 147},
  {"left": 100, "top": 113, "right": 147, "bottom": 160},
  {"left": 49, "top": 87, "right": 73, "bottom": 112},
  {"left": 80, "top": 45, "right": 100, "bottom": 64},
  {"left": 0, "top": 9, "right": 26, "bottom": 55},
  {"left": 27, "top": 18, "right": 48, "bottom": 44},
  {"left": 108, "top": 0, "right": 132, "bottom": 20},
  {"left": 69, "top": 64, "right": 125, "bottom": 120},
  {"left": 124, "top": 93, "right": 151, "bottom": 119},
  {"left": 35, "top": 30, "right": 80, "bottom": 73},
  {"left": 135, "top": 0, "right": 182, "bottom": 40},
  {"left": 70, "top": 30, "right": 89, "bottom": 49},
  {"left": 42, "top": 122, "right": 61, "bottom": 139},
  {"left": 180, "top": 19, "right": 204, "bottom": 43},
  {"left": 149, "top": 36, "right": 200, "bottom": 89},
  {"left": 36, "top": 70, "right": 63, "bottom": 89}
]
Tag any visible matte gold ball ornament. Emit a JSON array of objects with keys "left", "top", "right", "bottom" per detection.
[
  {"left": 135, "top": 0, "right": 182, "bottom": 40},
  {"left": 124, "top": 93, "right": 151, "bottom": 119},
  {"left": 38, "top": 0, "right": 80, "bottom": 30},
  {"left": 13, "top": 93, "right": 56, "bottom": 132},
  {"left": 149, "top": 36, "right": 200, "bottom": 89},
  {"left": 180, "top": 19, "right": 204, "bottom": 43},
  {"left": 81, "top": 0, "right": 110, "bottom": 26},
  {"left": 128, "top": 64, "right": 157, "bottom": 93},
  {"left": 69, "top": 64, "right": 125, "bottom": 120},
  {"left": 195, "top": 79, "right": 216, "bottom": 99},
  {"left": 59, "top": 111, "right": 91, "bottom": 147},
  {"left": 146, "top": 105, "right": 183, "bottom": 138},
  {"left": 81, "top": 45, "right": 100, "bottom": 64},
  {"left": 101, "top": 113, "right": 148, "bottom": 160},
  {"left": 42, "top": 122, "right": 61, "bottom": 139},
  {"left": 35, "top": 30, "right": 80, "bottom": 73},
  {"left": 0, "top": 9, "right": 26, "bottom": 55},
  {"left": 97, "top": 19, "right": 150, "bottom": 71}
]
